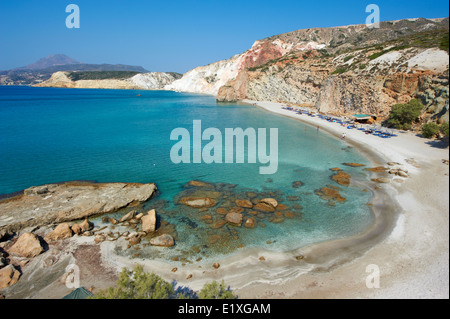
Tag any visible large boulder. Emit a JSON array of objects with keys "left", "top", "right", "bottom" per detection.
[
  {"left": 141, "top": 209, "right": 157, "bottom": 233},
  {"left": 0, "top": 265, "right": 21, "bottom": 289},
  {"left": 44, "top": 223, "right": 73, "bottom": 242},
  {"left": 9, "top": 232, "right": 44, "bottom": 258},
  {"left": 150, "top": 234, "right": 174, "bottom": 247}
]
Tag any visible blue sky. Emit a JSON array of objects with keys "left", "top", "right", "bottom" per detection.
[{"left": 0, "top": 0, "right": 448, "bottom": 73}]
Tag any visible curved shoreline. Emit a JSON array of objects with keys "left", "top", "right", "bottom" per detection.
[
  {"left": 96, "top": 100, "right": 401, "bottom": 293},
  {"left": 232, "top": 99, "right": 449, "bottom": 298}
]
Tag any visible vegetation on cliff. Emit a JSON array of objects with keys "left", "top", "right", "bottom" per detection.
[
  {"left": 67, "top": 71, "right": 142, "bottom": 81},
  {"left": 385, "top": 99, "right": 424, "bottom": 130}
]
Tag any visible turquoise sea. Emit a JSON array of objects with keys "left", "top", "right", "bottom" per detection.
[{"left": 0, "top": 86, "right": 374, "bottom": 261}]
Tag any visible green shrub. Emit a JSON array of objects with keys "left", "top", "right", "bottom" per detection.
[
  {"left": 440, "top": 122, "right": 449, "bottom": 137},
  {"left": 343, "top": 55, "right": 354, "bottom": 62},
  {"left": 67, "top": 71, "right": 141, "bottom": 81},
  {"left": 91, "top": 265, "right": 174, "bottom": 299},
  {"left": 369, "top": 50, "right": 388, "bottom": 60},
  {"left": 332, "top": 67, "right": 348, "bottom": 75},
  {"left": 198, "top": 280, "right": 236, "bottom": 299},
  {"left": 91, "top": 265, "right": 236, "bottom": 299},
  {"left": 421, "top": 122, "right": 440, "bottom": 138},
  {"left": 385, "top": 99, "right": 423, "bottom": 130}
]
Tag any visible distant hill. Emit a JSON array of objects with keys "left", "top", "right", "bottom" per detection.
[
  {"left": 0, "top": 54, "right": 149, "bottom": 85},
  {"left": 18, "top": 54, "right": 81, "bottom": 70}
]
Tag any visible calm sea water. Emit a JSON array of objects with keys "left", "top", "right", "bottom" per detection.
[{"left": 0, "top": 86, "right": 374, "bottom": 260}]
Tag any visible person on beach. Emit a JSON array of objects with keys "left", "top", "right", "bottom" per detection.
[
  {"left": 317, "top": 125, "right": 319, "bottom": 132},
  {"left": 341, "top": 132, "right": 346, "bottom": 139}
]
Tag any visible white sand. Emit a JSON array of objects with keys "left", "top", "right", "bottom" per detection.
[{"left": 231, "top": 99, "right": 449, "bottom": 299}]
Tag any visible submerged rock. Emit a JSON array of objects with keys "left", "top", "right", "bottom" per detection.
[
  {"left": 331, "top": 171, "right": 351, "bottom": 186},
  {"left": 292, "top": 181, "right": 304, "bottom": 188},
  {"left": 254, "top": 202, "right": 276, "bottom": 213},
  {"left": 342, "top": 163, "right": 366, "bottom": 167},
  {"left": 371, "top": 177, "right": 390, "bottom": 183},
  {"left": 315, "top": 187, "right": 346, "bottom": 203},
  {"left": 150, "top": 234, "right": 174, "bottom": 247},
  {"left": 179, "top": 197, "right": 217, "bottom": 208},
  {"left": 235, "top": 199, "right": 253, "bottom": 208},
  {"left": 186, "top": 180, "right": 215, "bottom": 188}
]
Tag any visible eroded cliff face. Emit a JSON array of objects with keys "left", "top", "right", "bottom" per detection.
[
  {"left": 173, "top": 18, "right": 450, "bottom": 123},
  {"left": 166, "top": 38, "right": 326, "bottom": 96},
  {"left": 35, "top": 71, "right": 181, "bottom": 90}
]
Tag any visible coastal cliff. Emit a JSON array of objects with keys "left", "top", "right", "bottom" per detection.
[
  {"left": 169, "top": 17, "right": 449, "bottom": 123},
  {"left": 35, "top": 71, "right": 182, "bottom": 90}
]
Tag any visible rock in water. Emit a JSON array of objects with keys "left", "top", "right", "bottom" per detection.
[
  {"left": 9, "top": 233, "right": 44, "bottom": 258},
  {"left": 179, "top": 197, "right": 217, "bottom": 208},
  {"left": 225, "top": 212, "right": 243, "bottom": 226},
  {"left": 244, "top": 217, "right": 256, "bottom": 228},
  {"left": 254, "top": 202, "right": 276, "bottom": 213},
  {"left": 260, "top": 198, "right": 278, "bottom": 208},
  {"left": 44, "top": 223, "right": 73, "bottom": 242},
  {"left": 331, "top": 171, "right": 351, "bottom": 186},
  {"left": 150, "top": 234, "right": 174, "bottom": 247},
  {"left": 141, "top": 209, "right": 157, "bottom": 233},
  {"left": 235, "top": 199, "right": 253, "bottom": 208}
]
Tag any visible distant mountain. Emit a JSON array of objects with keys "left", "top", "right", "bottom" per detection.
[
  {"left": 18, "top": 54, "right": 81, "bottom": 71},
  {"left": 0, "top": 54, "right": 149, "bottom": 85}
]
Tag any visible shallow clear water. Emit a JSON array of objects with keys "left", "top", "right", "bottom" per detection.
[{"left": 0, "top": 86, "right": 374, "bottom": 261}]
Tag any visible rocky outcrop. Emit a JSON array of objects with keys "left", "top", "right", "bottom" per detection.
[
  {"left": 35, "top": 71, "right": 181, "bottom": 90},
  {"left": 170, "top": 17, "right": 449, "bottom": 124},
  {"left": 0, "top": 182, "right": 157, "bottom": 234}
]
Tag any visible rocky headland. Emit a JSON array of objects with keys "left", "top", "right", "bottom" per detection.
[{"left": 34, "top": 71, "right": 182, "bottom": 90}]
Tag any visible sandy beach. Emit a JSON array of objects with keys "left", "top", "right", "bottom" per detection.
[{"left": 229, "top": 99, "right": 449, "bottom": 298}]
